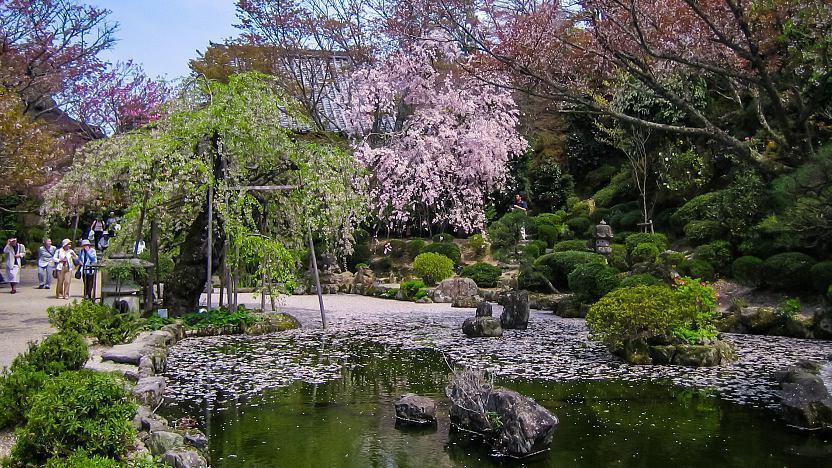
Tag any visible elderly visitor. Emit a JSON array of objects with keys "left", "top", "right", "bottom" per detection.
[
  {"left": 53, "top": 238, "right": 78, "bottom": 299},
  {"left": 4, "top": 237, "right": 25, "bottom": 294},
  {"left": 36, "top": 238, "right": 57, "bottom": 289}
]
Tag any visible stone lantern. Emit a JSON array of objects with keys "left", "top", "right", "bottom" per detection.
[{"left": 593, "top": 220, "right": 614, "bottom": 256}]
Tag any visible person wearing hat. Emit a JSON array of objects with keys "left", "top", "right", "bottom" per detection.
[
  {"left": 36, "top": 238, "right": 57, "bottom": 289},
  {"left": 53, "top": 239, "right": 78, "bottom": 299},
  {"left": 4, "top": 237, "right": 25, "bottom": 294},
  {"left": 78, "top": 239, "right": 98, "bottom": 299}
]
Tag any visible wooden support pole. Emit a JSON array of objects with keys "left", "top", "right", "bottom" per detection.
[
  {"left": 307, "top": 225, "right": 327, "bottom": 329},
  {"left": 206, "top": 186, "right": 213, "bottom": 310}
]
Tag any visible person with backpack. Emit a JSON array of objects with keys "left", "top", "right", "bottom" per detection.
[
  {"left": 53, "top": 238, "right": 78, "bottom": 299},
  {"left": 4, "top": 237, "right": 25, "bottom": 294}
]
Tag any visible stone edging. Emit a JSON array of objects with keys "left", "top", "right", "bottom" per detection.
[{"left": 86, "top": 324, "right": 209, "bottom": 467}]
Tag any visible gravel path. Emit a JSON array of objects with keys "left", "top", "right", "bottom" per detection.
[{"left": 166, "top": 294, "right": 832, "bottom": 411}]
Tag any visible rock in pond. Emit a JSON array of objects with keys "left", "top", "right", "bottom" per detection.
[
  {"left": 462, "top": 317, "right": 503, "bottom": 338},
  {"left": 432, "top": 278, "right": 479, "bottom": 304},
  {"left": 163, "top": 447, "right": 208, "bottom": 468},
  {"left": 146, "top": 430, "right": 184, "bottom": 456},
  {"left": 394, "top": 393, "right": 437, "bottom": 424},
  {"left": 617, "top": 336, "right": 737, "bottom": 367},
  {"left": 500, "top": 290, "right": 530, "bottom": 330},
  {"left": 448, "top": 380, "right": 558, "bottom": 458},
  {"left": 775, "top": 360, "right": 832, "bottom": 431}
]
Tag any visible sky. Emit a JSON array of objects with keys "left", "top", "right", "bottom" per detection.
[{"left": 91, "top": 1, "right": 240, "bottom": 81}]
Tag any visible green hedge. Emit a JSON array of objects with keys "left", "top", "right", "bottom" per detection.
[
  {"left": 763, "top": 252, "right": 817, "bottom": 291},
  {"left": 534, "top": 251, "right": 607, "bottom": 288},
  {"left": 731, "top": 256, "right": 765, "bottom": 286},
  {"left": 625, "top": 233, "right": 668, "bottom": 255},
  {"left": 618, "top": 273, "right": 663, "bottom": 289},
  {"left": 412, "top": 252, "right": 454, "bottom": 286},
  {"left": 460, "top": 263, "right": 502, "bottom": 288},
  {"left": 630, "top": 243, "right": 660, "bottom": 264},
  {"left": 11, "top": 371, "right": 136, "bottom": 465},
  {"left": 421, "top": 241, "right": 462, "bottom": 265},
  {"left": 567, "top": 263, "right": 620, "bottom": 303},
  {"left": 553, "top": 240, "right": 589, "bottom": 252}
]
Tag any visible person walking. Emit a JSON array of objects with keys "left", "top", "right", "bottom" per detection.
[
  {"left": 53, "top": 238, "right": 78, "bottom": 299},
  {"left": 4, "top": 237, "right": 25, "bottom": 294},
  {"left": 90, "top": 216, "right": 105, "bottom": 250},
  {"left": 78, "top": 239, "right": 98, "bottom": 299},
  {"left": 36, "top": 238, "right": 57, "bottom": 289}
]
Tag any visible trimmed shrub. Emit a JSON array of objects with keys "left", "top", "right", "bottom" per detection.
[
  {"left": 554, "top": 240, "right": 589, "bottom": 252},
  {"left": 630, "top": 243, "right": 660, "bottom": 264},
  {"left": 610, "top": 244, "right": 629, "bottom": 271},
  {"left": 673, "top": 191, "right": 722, "bottom": 225},
  {"left": 11, "top": 371, "right": 136, "bottom": 465},
  {"left": 565, "top": 217, "right": 591, "bottom": 236},
  {"left": 567, "top": 262, "right": 621, "bottom": 303},
  {"left": 421, "top": 242, "right": 461, "bottom": 265},
  {"left": 810, "top": 261, "right": 832, "bottom": 294},
  {"left": 587, "top": 285, "right": 682, "bottom": 348},
  {"left": 467, "top": 234, "right": 487, "bottom": 258},
  {"left": 399, "top": 280, "right": 428, "bottom": 301},
  {"left": 731, "top": 256, "right": 765, "bottom": 286},
  {"left": 687, "top": 259, "right": 716, "bottom": 281},
  {"left": 460, "top": 262, "right": 502, "bottom": 288},
  {"left": 47, "top": 300, "right": 143, "bottom": 346},
  {"left": 534, "top": 211, "right": 567, "bottom": 228},
  {"left": 618, "top": 273, "right": 663, "bottom": 289},
  {"left": 406, "top": 239, "right": 426, "bottom": 260},
  {"left": 536, "top": 224, "right": 560, "bottom": 247},
  {"left": 523, "top": 240, "right": 547, "bottom": 260},
  {"left": 488, "top": 211, "right": 532, "bottom": 261},
  {"left": 625, "top": 233, "right": 668, "bottom": 255},
  {"left": 23, "top": 332, "right": 89, "bottom": 376},
  {"left": 694, "top": 240, "right": 733, "bottom": 273},
  {"left": 412, "top": 252, "right": 454, "bottom": 286},
  {"left": 763, "top": 252, "right": 817, "bottom": 291},
  {"left": 683, "top": 220, "right": 725, "bottom": 245},
  {"left": 534, "top": 251, "right": 607, "bottom": 288}
]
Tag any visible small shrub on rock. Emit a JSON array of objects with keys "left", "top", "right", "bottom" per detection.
[
  {"left": 421, "top": 242, "right": 461, "bottom": 265},
  {"left": 625, "top": 233, "right": 668, "bottom": 255},
  {"left": 412, "top": 252, "right": 454, "bottom": 286},
  {"left": 763, "top": 252, "right": 817, "bottom": 291},
  {"left": 11, "top": 371, "right": 137, "bottom": 465},
  {"left": 534, "top": 251, "right": 607, "bottom": 289},
  {"left": 460, "top": 262, "right": 502, "bottom": 288},
  {"left": 732, "top": 256, "right": 764, "bottom": 286},
  {"left": 631, "top": 243, "right": 660, "bottom": 264},
  {"left": 587, "top": 285, "right": 683, "bottom": 348},
  {"left": 554, "top": 240, "right": 589, "bottom": 252},
  {"left": 399, "top": 279, "right": 428, "bottom": 301},
  {"left": 567, "top": 263, "right": 620, "bottom": 303},
  {"left": 810, "top": 261, "right": 832, "bottom": 294},
  {"left": 467, "top": 234, "right": 487, "bottom": 258}
]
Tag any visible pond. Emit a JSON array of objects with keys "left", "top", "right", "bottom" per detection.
[{"left": 162, "top": 308, "right": 832, "bottom": 467}]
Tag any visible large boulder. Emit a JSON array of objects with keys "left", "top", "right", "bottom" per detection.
[
  {"left": 432, "top": 277, "right": 479, "bottom": 304},
  {"left": 244, "top": 312, "right": 301, "bottom": 335},
  {"left": 352, "top": 267, "right": 376, "bottom": 295},
  {"left": 775, "top": 360, "right": 832, "bottom": 431},
  {"left": 394, "top": 393, "right": 437, "bottom": 424},
  {"left": 133, "top": 376, "right": 166, "bottom": 408},
  {"left": 146, "top": 431, "right": 184, "bottom": 456},
  {"left": 617, "top": 336, "right": 736, "bottom": 367},
  {"left": 554, "top": 294, "right": 583, "bottom": 318},
  {"left": 740, "top": 306, "right": 780, "bottom": 333},
  {"left": 500, "top": 290, "right": 530, "bottom": 330},
  {"left": 163, "top": 447, "right": 208, "bottom": 468},
  {"left": 448, "top": 381, "right": 558, "bottom": 458},
  {"left": 462, "top": 317, "right": 503, "bottom": 338},
  {"left": 452, "top": 295, "right": 483, "bottom": 308}
]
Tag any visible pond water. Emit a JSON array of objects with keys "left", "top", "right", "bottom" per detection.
[{"left": 162, "top": 308, "right": 832, "bottom": 467}]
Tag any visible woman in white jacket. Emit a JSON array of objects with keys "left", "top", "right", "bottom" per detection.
[{"left": 53, "top": 239, "right": 78, "bottom": 299}]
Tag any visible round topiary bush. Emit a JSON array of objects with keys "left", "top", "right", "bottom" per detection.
[
  {"left": 567, "top": 262, "right": 620, "bottom": 303},
  {"left": 523, "top": 240, "right": 547, "bottom": 260},
  {"left": 565, "top": 217, "right": 591, "bottom": 237},
  {"left": 586, "top": 285, "right": 683, "bottom": 349},
  {"left": 687, "top": 259, "right": 716, "bottom": 281},
  {"left": 630, "top": 243, "right": 660, "bottom": 264},
  {"left": 534, "top": 251, "right": 607, "bottom": 289},
  {"left": 554, "top": 240, "right": 589, "bottom": 252},
  {"left": 11, "top": 370, "right": 137, "bottom": 465},
  {"left": 536, "top": 223, "right": 560, "bottom": 247},
  {"left": 460, "top": 262, "right": 503, "bottom": 288},
  {"left": 683, "top": 220, "right": 725, "bottom": 245},
  {"left": 731, "top": 256, "right": 764, "bottom": 286},
  {"left": 618, "top": 273, "right": 663, "bottom": 289},
  {"left": 421, "top": 241, "right": 462, "bottom": 265},
  {"left": 534, "top": 211, "right": 567, "bottom": 228},
  {"left": 694, "top": 240, "right": 733, "bottom": 273},
  {"left": 412, "top": 252, "right": 454, "bottom": 286},
  {"left": 625, "top": 233, "right": 668, "bottom": 255},
  {"left": 763, "top": 252, "right": 817, "bottom": 291},
  {"left": 810, "top": 261, "right": 832, "bottom": 294}
]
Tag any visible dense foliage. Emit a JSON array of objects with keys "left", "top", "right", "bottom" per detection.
[
  {"left": 412, "top": 252, "right": 454, "bottom": 286},
  {"left": 47, "top": 300, "right": 143, "bottom": 345},
  {"left": 420, "top": 242, "right": 462, "bottom": 266}
]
